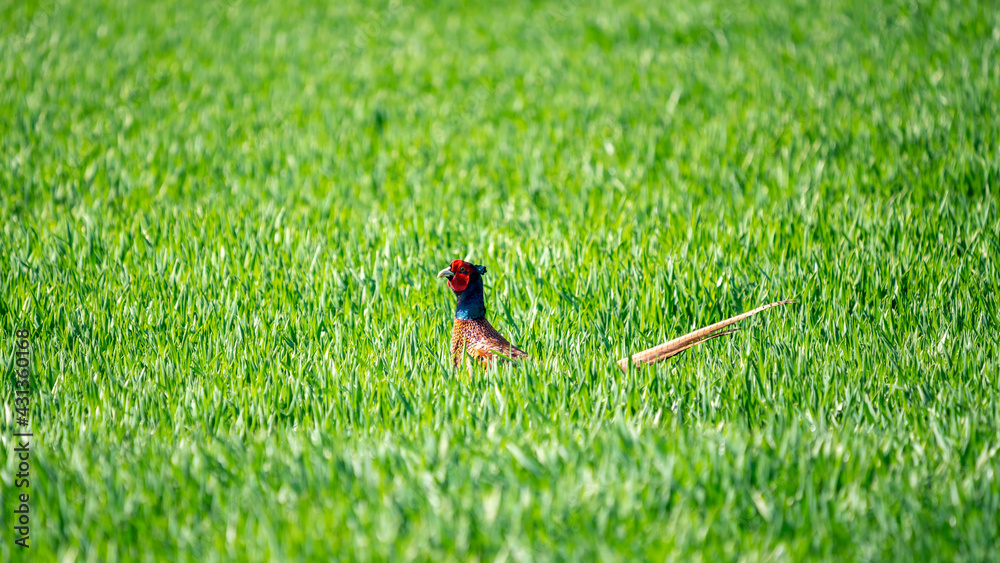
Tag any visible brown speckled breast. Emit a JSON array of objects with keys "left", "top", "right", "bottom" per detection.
[{"left": 450, "top": 318, "right": 528, "bottom": 368}]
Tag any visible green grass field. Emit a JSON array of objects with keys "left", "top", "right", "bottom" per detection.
[{"left": 2, "top": 0, "right": 999, "bottom": 560}]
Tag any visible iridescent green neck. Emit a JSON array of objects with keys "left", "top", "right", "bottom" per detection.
[{"left": 455, "top": 275, "right": 486, "bottom": 320}]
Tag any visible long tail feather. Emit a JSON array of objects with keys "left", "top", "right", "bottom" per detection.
[
  {"left": 652, "top": 328, "right": 738, "bottom": 360},
  {"left": 617, "top": 300, "right": 795, "bottom": 370}
]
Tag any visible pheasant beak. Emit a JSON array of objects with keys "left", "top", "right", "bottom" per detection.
[{"left": 436, "top": 267, "right": 454, "bottom": 279}]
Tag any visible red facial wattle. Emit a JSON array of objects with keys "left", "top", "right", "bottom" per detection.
[
  {"left": 449, "top": 273, "right": 470, "bottom": 292},
  {"left": 446, "top": 259, "right": 473, "bottom": 292}
]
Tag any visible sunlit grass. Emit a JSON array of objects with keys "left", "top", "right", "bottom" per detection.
[{"left": 1, "top": 0, "right": 999, "bottom": 560}]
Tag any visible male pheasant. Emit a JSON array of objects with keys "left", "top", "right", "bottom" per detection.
[{"left": 438, "top": 259, "right": 793, "bottom": 370}]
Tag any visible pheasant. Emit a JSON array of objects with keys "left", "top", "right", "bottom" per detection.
[{"left": 438, "top": 259, "right": 793, "bottom": 370}]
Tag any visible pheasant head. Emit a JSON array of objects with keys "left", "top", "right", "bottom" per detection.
[{"left": 437, "top": 259, "right": 488, "bottom": 320}]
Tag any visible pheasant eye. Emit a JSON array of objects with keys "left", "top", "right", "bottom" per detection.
[{"left": 460, "top": 267, "right": 468, "bottom": 273}]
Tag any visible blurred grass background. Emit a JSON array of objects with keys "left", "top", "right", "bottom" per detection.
[{"left": 1, "top": 0, "right": 999, "bottom": 560}]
